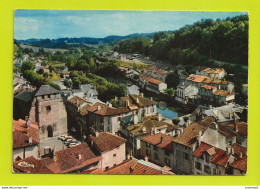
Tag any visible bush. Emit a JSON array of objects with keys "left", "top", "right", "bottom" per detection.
[
  {"left": 183, "top": 116, "right": 189, "bottom": 122},
  {"left": 172, "top": 117, "right": 180, "bottom": 125}
]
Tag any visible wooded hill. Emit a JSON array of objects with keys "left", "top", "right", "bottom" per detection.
[{"left": 115, "top": 14, "right": 248, "bottom": 66}]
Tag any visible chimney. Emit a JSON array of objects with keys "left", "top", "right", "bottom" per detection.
[
  {"left": 126, "top": 99, "right": 130, "bottom": 107},
  {"left": 29, "top": 137, "right": 32, "bottom": 144},
  {"left": 140, "top": 93, "right": 144, "bottom": 97},
  {"left": 26, "top": 119, "right": 31, "bottom": 127},
  {"left": 127, "top": 153, "right": 131, "bottom": 160},
  {"left": 77, "top": 154, "right": 82, "bottom": 160},
  {"left": 150, "top": 127, "right": 155, "bottom": 135},
  {"left": 133, "top": 112, "right": 138, "bottom": 125},
  {"left": 239, "top": 152, "right": 243, "bottom": 159},
  {"left": 157, "top": 113, "right": 162, "bottom": 121},
  {"left": 97, "top": 106, "right": 101, "bottom": 110},
  {"left": 142, "top": 126, "right": 146, "bottom": 133},
  {"left": 76, "top": 99, "right": 79, "bottom": 105},
  {"left": 150, "top": 97, "right": 153, "bottom": 101},
  {"left": 226, "top": 146, "right": 231, "bottom": 155},
  {"left": 160, "top": 136, "right": 163, "bottom": 143},
  {"left": 136, "top": 97, "right": 139, "bottom": 104},
  {"left": 95, "top": 131, "right": 99, "bottom": 137},
  {"left": 197, "top": 130, "right": 202, "bottom": 146},
  {"left": 144, "top": 156, "right": 148, "bottom": 162},
  {"left": 25, "top": 116, "right": 29, "bottom": 121}
]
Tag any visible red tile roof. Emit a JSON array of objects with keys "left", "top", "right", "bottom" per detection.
[
  {"left": 13, "top": 156, "right": 53, "bottom": 173},
  {"left": 53, "top": 143, "right": 102, "bottom": 173},
  {"left": 68, "top": 96, "right": 87, "bottom": 107},
  {"left": 213, "top": 90, "right": 235, "bottom": 97},
  {"left": 202, "top": 85, "right": 216, "bottom": 90},
  {"left": 192, "top": 142, "right": 230, "bottom": 167},
  {"left": 231, "top": 143, "right": 247, "bottom": 158},
  {"left": 89, "top": 132, "right": 127, "bottom": 153},
  {"left": 230, "top": 156, "right": 247, "bottom": 172},
  {"left": 80, "top": 168, "right": 105, "bottom": 174},
  {"left": 173, "top": 116, "right": 215, "bottom": 147},
  {"left": 140, "top": 74, "right": 161, "bottom": 85},
  {"left": 121, "top": 94, "right": 156, "bottom": 108},
  {"left": 87, "top": 102, "right": 131, "bottom": 116},
  {"left": 141, "top": 133, "right": 174, "bottom": 152},
  {"left": 222, "top": 122, "right": 248, "bottom": 137},
  {"left": 156, "top": 70, "right": 167, "bottom": 75},
  {"left": 13, "top": 131, "right": 38, "bottom": 149}
]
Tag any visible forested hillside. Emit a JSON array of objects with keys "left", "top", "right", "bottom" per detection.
[{"left": 115, "top": 14, "right": 248, "bottom": 66}]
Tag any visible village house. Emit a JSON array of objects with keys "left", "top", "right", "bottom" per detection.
[
  {"left": 192, "top": 104, "right": 247, "bottom": 124},
  {"left": 13, "top": 156, "right": 53, "bottom": 173},
  {"left": 176, "top": 82, "right": 199, "bottom": 104},
  {"left": 196, "top": 67, "right": 226, "bottom": 79},
  {"left": 228, "top": 143, "right": 247, "bottom": 175},
  {"left": 140, "top": 133, "right": 174, "bottom": 169},
  {"left": 192, "top": 141, "right": 231, "bottom": 175},
  {"left": 46, "top": 143, "right": 102, "bottom": 173},
  {"left": 66, "top": 96, "right": 89, "bottom": 140},
  {"left": 88, "top": 132, "right": 127, "bottom": 170},
  {"left": 120, "top": 113, "right": 178, "bottom": 157},
  {"left": 172, "top": 116, "right": 215, "bottom": 174},
  {"left": 119, "top": 94, "right": 157, "bottom": 117},
  {"left": 13, "top": 118, "right": 39, "bottom": 161},
  {"left": 58, "top": 71, "right": 71, "bottom": 79},
  {"left": 127, "top": 84, "right": 140, "bottom": 95},
  {"left": 139, "top": 74, "right": 167, "bottom": 94},
  {"left": 143, "top": 66, "right": 168, "bottom": 83},
  {"left": 29, "top": 85, "right": 68, "bottom": 139},
  {"left": 213, "top": 89, "right": 235, "bottom": 105},
  {"left": 87, "top": 102, "right": 132, "bottom": 135}
]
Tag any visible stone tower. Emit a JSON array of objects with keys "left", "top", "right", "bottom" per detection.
[{"left": 29, "top": 85, "right": 67, "bottom": 139}]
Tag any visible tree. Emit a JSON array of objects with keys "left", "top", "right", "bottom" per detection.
[
  {"left": 38, "top": 68, "right": 44, "bottom": 75},
  {"left": 72, "top": 77, "right": 81, "bottom": 89},
  {"left": 165, "top": 71, "right": 179, "bottom": 89},
  {"left": 43, "top": 72, "right": 49, "bottom": 80},
  {"left": 21, "top": 61, "right": 35, "bottom": 74},
  {"left": 172, "top": 117, "right": 180, "bottom": 125},
  {"left": 183, "top": 116, "right": 189, "bottom": 122},
  {"left": 64, "top": 79, "right": 72, "bottom": 89}
]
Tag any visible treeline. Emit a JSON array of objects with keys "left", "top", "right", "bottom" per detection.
[{"left": 115, "top": 14, "right": 248, "bottom": 66}]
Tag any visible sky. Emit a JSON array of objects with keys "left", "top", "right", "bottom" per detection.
[{"left": 14, "top": 10, "right": 246, "bottom": 40}]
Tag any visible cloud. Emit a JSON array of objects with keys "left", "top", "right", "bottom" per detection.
[{"left": 14, "top": 17, "right": 39, "bottom": 32}]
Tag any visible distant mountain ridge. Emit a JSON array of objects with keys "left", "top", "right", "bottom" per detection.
[{"left": 15, "top": 32, "right": 155, "bottom": 49}]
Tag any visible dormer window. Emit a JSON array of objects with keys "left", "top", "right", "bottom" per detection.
[{"left": 46, "top": 106, "right": 51, "bottom": 111}]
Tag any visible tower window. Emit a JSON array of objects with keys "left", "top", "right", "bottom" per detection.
[{"left": 46, "top": 106, "right": 51, "bottom": 111}]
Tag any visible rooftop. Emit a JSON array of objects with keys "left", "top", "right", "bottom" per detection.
[
  {"left": 213, "top": 90, "right": 235, "bottom": 97},
  {"left": 68, "top": 96, "right": 87, "bottom": 107},
  {"left": 88, "top": 102, "right": 131, "bottom": 116},
  {"left": 141, "top": 133, "right": 174, "bottom": 152},
  {"left": 13, "top": 156, "right": 53, "bottom": 173},
  {"left": 192, "top": 142, "right": 230, "bottom": 167},
  {"left": 202, "top": 85, "right": 216, "bottom": 90},
  {"left": 173, "top": 116, "right": 215, "bottom": 147},
  {"left": 35, "top": 85, "right": 59, "bottom": 96},
  {"left": 140, "top": 74, "right": 161, "bottom": 85},
  {"left": 51, "top": 143, "right": 102, "bottom": 173},
  {"left": 89, "top": 132, "right": 127, "bottom": 153},
  {"left": 121, "top": 94, "right": 156, "bottom": 108}
]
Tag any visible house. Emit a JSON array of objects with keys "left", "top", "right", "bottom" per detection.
[
  {"left": 90, "top": 157, "right": 174, "bottom": 175},
  {"left": 196, "top": 67, "right": 226, "bottom": 79},
  {"left": 29, "top": 85, "right": 68, "bottom": 139},
  {"left": 192, "top": 142, "right": 231, "bottom": 175},
  {"left": 58, "top": 71, "right": 71, "bottom": 79},
  {"left": 127, "top": 85, "right": 140, "bottom": 95},
  {"left": 140, "top": 133, "right": 174, "bottom": 168},
  {"left": 172, "top": 116, "right": 215, "bottom": 174},
  {"left": 81, "top": 84, "right": 98, "bottom": 99},
  {"left": 199, "top": 85, "right": 217, "bottom": 101},
  {"left": 88, "top": 132, "right": 127, "bottom": 170},
  {"left": 13, "top": 156, "right": 53, "bottom": 173},
  {"left": 228, "top": 143, "right": 247, "bottom": 175},
  {"left": 176, "top": 82, "right": 199, "bottom": 104},
  {"left": 47, "top": 143, "right": 102, "bottom": 173},
  {"left": 119, "top": 94, "right": 157, "bottom": 117},
  {"left": 13, "top": 118, "right": 39, "bottom": 161},
  {"left": 143, "top": 66, "right": 168, "bottom": 83},
  {"left": 213, "top": 90, "right": 235, "bottom": 105},
  {"left": 139, "top": 74, "right": 167, "bottom": 94},
  {"left": 87, "top": 102, "right": 132, "bottom": 135},
  {"left": 193, "top": 104, "right": 247, "bottom": 124},
  {"left": 120, "top": 114, "right": 178, "bottom": 157}
]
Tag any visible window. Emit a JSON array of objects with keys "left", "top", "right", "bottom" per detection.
[
  {"left": 117, "top": 117, "right": 121, "bottom": 122},
  {"left": 195, "top": 161, "right": 202, "bottom": 170},
  {"left": 165, "top": 158, "right": 170, "bottom": 166},
  {"left": 205, "top": 155, "right": 210, "bottom": 163},
  {"left": 153, "top": 146, "right": 158, "bottom": 151},
  {"left": 46, "top": 106, "right": 51, "bottom": 111},
  {"left": 146, "top": 149, "right": 151, "bottom": 156},
  {"left": 105, "top": 166, "right": 109, "bottom": 171},
  {"left": 107, "top": 117, "right": 110, "bottom": 124},
  {"left": 165, "top": 150, "right": 170, "bottom": 156},
  {"left": 100, "top": 118, "right": 103, "bottom": 123},
  {"left": 150, "top": 107, "right": 154, "bottom": 113},
  {"left": 154, "top": 152, "right": 158, "bottom": 160},
  {"left": 184, "top": 152, "right": 189, "bottom": 160},
  {"left": 185, "top": 146, "right": 188, "bottom": 151},
  {"left": 146, "top": 142, "right": 151, "bottom": 148},
  {"left": 204, "top": 165, "right": 211, "bottom": 174},
  {"left": 213, "top": 168, "right": 217, "bottom": 175},
  {"left": 113, "top": 154, "right": 116, "bottom": 158}
]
